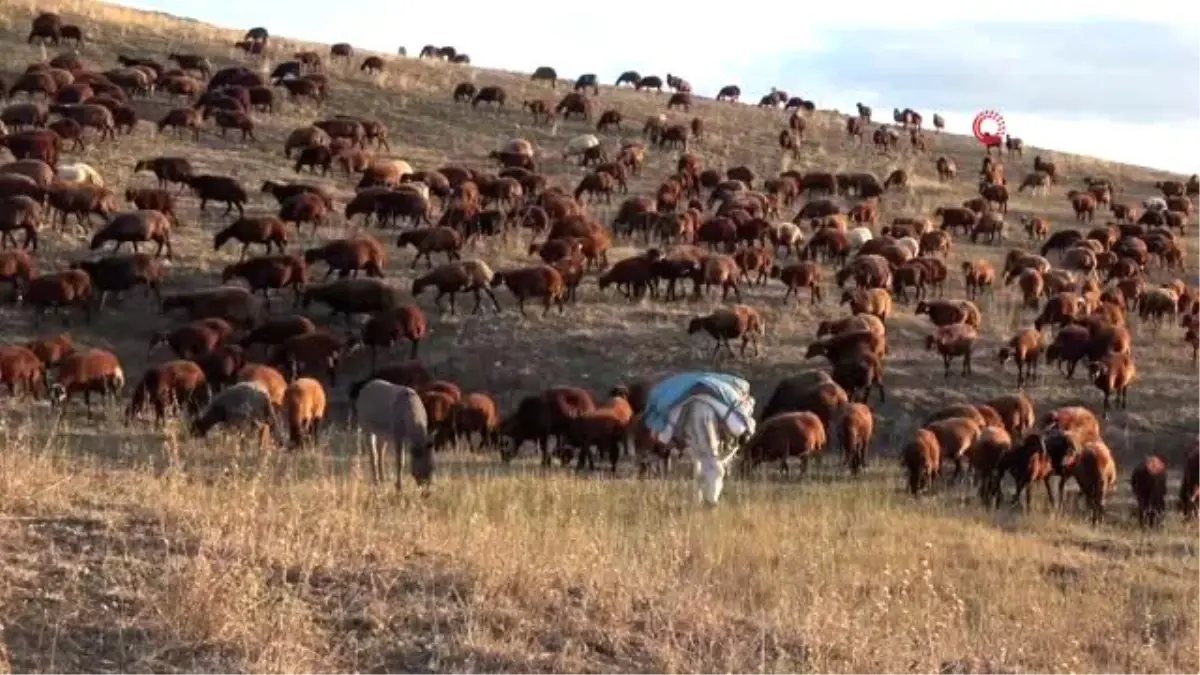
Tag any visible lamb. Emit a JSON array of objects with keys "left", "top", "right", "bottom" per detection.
[
  {"left": 411, "top": 260, "right": 500, "bottom": 315},
  {"left": 47, "top": 347, "right": 124, "bottom": 416},
  {"left": 0, "top": 345, "right": 46, "bottom": 398},
  {"left": 18, "top": 269, "right": 93, "bottom": 327},
  {"left": 213, "top": 216, "right": 289, "bottom": 258},
  {"left": 89, "top": 210, "right": 173, "bottom": 257},
  {"left": 836, "top": 402, "right": 874, "bottom": 475},
  {"left": 396, "top": 227, "right": 463, "bottom": 269},
  {"left": 125, "top": 360, "right": 209, "bottom": 424},
  {"left": 301, "top": 278, "right": 400, "bottom": 323},
  {"left": 1130, "top": 455, "right": 1168, "bottom": 528},
  {"left": 190, "top": 380, "right": 278, "bottom": 447},
  {"left": 686, "top": 305, "right": 765, "bottom": 360},
  {"left": 1087, "top": 351, "right": 1136, "bottom": 417},
  {"left": 351, "top": 380, "right": 433, "bottom": 488},
  {"left": 902, "top": 428, "right": 940, "bottom": 496},
  {"left": 997, "top": 328, "right": 1044, "bottom": 387},
  {"left": 162, "top": 286, "right": 260, "bottom": 327},
  {"left": 739, "top": 412, "right": 826, "bottom": 477},
  {"left": 925, "top": 323, "right": 978, "bottom": 378},
  {"left": 491, "top": 265, "right": 566, "bottom": 316}
]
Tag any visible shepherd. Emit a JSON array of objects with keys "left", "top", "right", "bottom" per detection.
[{"left": 641, "top": 371, "right": 756, "bottom": 506}]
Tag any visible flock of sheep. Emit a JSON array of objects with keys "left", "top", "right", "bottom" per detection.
[{"left": 0, "top": 11, "right": 1197, "bottom": 522}]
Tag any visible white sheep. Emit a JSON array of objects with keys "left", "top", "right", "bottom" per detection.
[
  {"left": 895, "top": 236, "right": 921, "bottom": 259},
  {"left": 384, "top": 159, "right": 414, "bottom": 179},
  {"left": 770, "top": 221, "right": 805, "bottom": 257},
  {"left": 189, "top": 380, "right": 278, "bottom": 446},
  {"left": 502, "top": 138, "right": 534, "bottom": 157},
  {"left": 562, "top": 134, "right": 600, "bottom": 159},
  {"left": 1143, "top": 197, "right": 1168, "bottom": 212},
  {"left": 847, "top": 226, "right": 873, "bottom": 250},
  {"left": 352, "top": 379, "right": 433, "bottom": 489},
  {"left": 56, "top": 162, "right": 105, "bottom": 186}
]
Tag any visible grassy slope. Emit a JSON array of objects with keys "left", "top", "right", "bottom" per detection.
[{"left": 0, "top": 0, "right": 1196, "bottom": 671}]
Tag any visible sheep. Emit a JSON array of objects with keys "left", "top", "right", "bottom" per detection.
[
  {"left": 562, "top": 134, "right": 600, "bottom": 161},
  {"left": 816, "top": 314, "right": 886, "bottom": 340},
  {"left": 739, "top": 412, "right": 826, "bottom": 477},
  {"left": 162, "top": 286, "right": 260, "bottom": 327},
  {"left": 925, "top": 323, "right": 978, "bottom": 378},
  {"left": 1067, "top": 440, "right": 1117, "bottom": 525},
  {"left": 924, "top": 416, "right": 983, "bottom": 481},
  {"left": 352, "top": 380, "right": 433, "bottom": 488},
  {"left": 149, "top": 319, "right": 233, "bottom": 361},
  {"left": 18, "top": 269, "right": 93, "bottom": 326},
  {"left": 133, "top": 156, "right": 193, "bottom": 190},
  {"left": 0, "top": 345, "right": 46, "bottom": 398},
  {"left": 915, "top": 299, "right": 980, "bottom": 328},
  {"left": 213, "top": 216, "right": 289, "bottom": 258},
  {"left": 961, "top": 259, "right": 995, "bottom": 300},
  {"left": 491, "top": 265, "right": 566, "bottom": 317},
  {"left": 448, "top": 392, "right": 499, "bottom": 451},
  {"left": 55, "top": 162, "right": 104, "bottom": 186},
  {"left": 238, "top": 315, "right": 316, "bottom": 355},
  {"left": 125, "top": 360, "right": 209, "bottom": 424},
  {"left": 0, "top": 194, "right": 41, "bottom": 250},
  {"left": 757, "top": 373, "right": 848, "bottom": 433},
  {"left": 971, "top": 426, "right": 1013, "bottom": 506},
  {"left": 561, "top": 403, "right": 631, "bottom": 472},
  {"left": 190, "top": 380, "right": 278, "bottom": 447},
  {"left": 396, "top": 227, "right": 463, "bottom": 269},
  {"left": 281, "top": 377, "right": 326, "bottom": 449},
  {"left": 186, "top": 174, "right": 247, "bottom": 216},
  {"left": 687, "top": 305, "right": 765, "bottom": 360},
  {"left": 89, "top": 210, "right": 173, "bottom": 258},
  {"left": 278, "top": 192, "right": 328, "bottom": 233},
  {"left": 834, "top": 254, "right": 890, "bottom": 291},
  {"left": 840, "top": 288, "right": 892, "bottom": 323},
  {"left": 997, "top": 328, "right": 1044, "bottom": 387},
  {"left": 498, "top": 386, "right": 596, "bottom": 466},
  {"left": 771, "top": 261, "right": 822, "bottom": 305},
  {"left": 304, "top": 236, "right": 386, "bottom": 280},
  {"left": 1087, "top": 351, "right": 1136, "bottom": 417},
  {"left": 360, "top": 304, "right": 427, "bottom": 367},
  {"left": 48, "top": 347, "right": 124, "bottom": 416},
  {"left": 302, "top": 278, "right": 400, "bottom": 323},
  {"left": 836, "top": 402, "right": 874, "bottom": 475},
  {"left": 902, "top": 428, "right": 941, "bottom": 496},
  {"left": 221, "top": 255, "right": 306, "bottom": 309},
  {"left": 411, "top": 260, "right": 500, "bottom": 315},
  {"left": 805, "top": 329, "right": 886, "bottom": 365},
  {"left": 597, "top": 254, "right": 657, "bottom": 301},
  {"left": 71, "top": 253, "right": 166, "bottom": 308},
  {"left": 1130, "top": 455, "right": 1168, "bottom": 528}
]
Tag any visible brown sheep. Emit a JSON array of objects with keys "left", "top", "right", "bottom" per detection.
[
  {"left": 304, "top": 236, "right": 386, "bottom": 280},
  {"left": 133, "top": 156, "right": 193, "bottom": 190},
  {"left": 816, "top": 314, "right": 886, "bottom": 340},
  {"left": 149, "top": 318, "right": 234, "bottom": 360},
  {"left": 687, "top": 305, "right": 765, "bottom": 359},
  {"left": 235, "top": 363, "right": 287, "bottom": 409},
  {"left": 397, "top": 227, "right": 463, "bottom": 269},
  {"left": 221, "top": 255, "right": 307, "bottom": 309},
  {"left": 19, "top": 269, "right": 92, "bottom": 326},
  {"left": 839, "top": 288, "right": 892, "bottom": 323},
  {"left": 0, "top": 345, "right": 46, "bottom": 398},
  {"left": 740, "top": 411, "right": 827, "bottom": 477},
  {"left": 47, "top": 347, "right": 124, "bottom": 417},
  {"left": 1067, "top": 440, "right": 1117, "bottom": 525},
  {"left": 997, "top": 328, "right": 1043, "bottom": 387},
  {"left": 837, "top": 402, "right": 874, "bottom": 475},
  {"left": 925, "top": 323, "right": 978, "bottom": 378},
  {"left": 498, "top": 386, "right": 595, "bottom": 466},
  {"left": 213, "top": 216, "right": 289, "bottom": 259},
  {"left": 961, "top": 259, "right": 995, "bottom": 300},
  {"left": 914, "top": 299, "right": 979, "bottom": 328},
  {"left": 491, "top": 265, "right": 566, "bottom": 316},
  {"left": 835, "top": 254, "right": 891, "bottom": 291},
  {"left": 924, "top": 416, "right": 983, "bottom": 481},
  {"left": 361, "top": 304, "right": 427, "bottom": 366},
  {"left": 448, "top": 392, "right": 500, "bottom": 451},
  {"left": 902, "top": 428, "right": 940, "bottom": 495},
  {"left": 1087, "top": 351, "right": 1136, "bottom": 417},
  {"left": 70, "top": 253, "right": 166, "bottom": 308},
  {"left": 1130, "top": 455, "right": 1168, "bottom": 528},
  {"left": 805, "top": 329, "right": 886, "bottom": 364},
  {"left": 971, "top": 426, "right": 1013, "bottom": 506},
  {"left": 125, "top": 360, "right": 210, "bottom": 424},
  {"left": 89, "top": 210, "right": 173, "bottom": 258},
  {"left": 161, "top": 286, "right": 260, "bottom": 327},
  {"left": 186, "top": 174, "right": 247, "bottom": 216},
  {"left": 0, "top": 194, "right": 41, "bottom": 250},
  {"left": 412, "top": 259, "right": 500, "bottom": 315},
  {"left": 278, "top": 192, "right": 328, "bottom": 233},
  {"left": 771, "top": 261, "right": 822, "bottom": 305},
  {"left": 282, "top": 377, "right": 326, "bottom": 449},
  {"left": 1011, "top": 268, "right": 1044, "bottom": 309}
]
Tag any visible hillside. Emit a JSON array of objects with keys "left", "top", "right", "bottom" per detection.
[{"left": 0, "top": 0, "right": 1197, "bottom": 672}]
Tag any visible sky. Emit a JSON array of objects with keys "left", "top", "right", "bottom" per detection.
[{"left": 119, "top": 0, "right": 1200, "bottom": 173}]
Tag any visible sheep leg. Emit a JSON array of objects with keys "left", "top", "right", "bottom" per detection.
[
  {"left": 963, "top": 352, "right": 972, "bottom": 376},
  {"left": 943, "top": 354, "right": 952, "bottom": 379}
]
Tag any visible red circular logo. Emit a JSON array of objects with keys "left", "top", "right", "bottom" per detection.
[{"left": 972, "top": 110, "right": 1006, "bottom": 146}]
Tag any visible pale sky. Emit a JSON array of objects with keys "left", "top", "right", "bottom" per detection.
[{"left": 119, "top": 0, "right": 1200, "bottom": 174}]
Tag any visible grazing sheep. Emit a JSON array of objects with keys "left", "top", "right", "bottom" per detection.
[
  {"left": 1067, "top": 439, "right": 1117, "bottom": 525},
  {"left": 771, "top": 261, "right": 822, "bottom": 305},
  {"left": 739, "top": 412, "right": 826, "bottom": 477},
  {"left": 902, "top": 428, "right": 940, "bottom": 496},
  {"left": 352, "top": 379, "right": 433, "bottom": 488},
  {"left": 491, "top": 265, "right": 566, "bottom": 316},
  {"left": 191, "top": 380, "right": 278, "bottom": 447},
  {"left": 925, "top": 323, "right": 978, "bottom": 378},
  {"left": 0, "top": 345, "right": 46, "bottom": 398},
  {"left": 18, "top": 269, "right": 93, "bottom": 326},
  {"left": 971, "top": 426, "right": 1013, "bottom": 506},
  {"left": 48, "top": 347, "right": 124, "bottom": 416},
  {"left": 997, "top": 328, "right": 1043, "bottom": 387},
  {"left": 1130, "top": 455, "right": 1168, "bottom": 528},
  {"left": 924, "top": 416, "right": 983, "bottom": 481},
  {"left": 687, "top": 305, "right": 765, "bottom": 359},
  {"left": 282, "top": 377, "right": 326, "bottom": 449},
  {"left": 361, "top": 305, "right": 427, "bottom": 366},
  {"left": 837, "top": 402, "right": 874, "bottom": 474},
  {"left": 125, "top": 360, "right": 209, "bottom": 424}
]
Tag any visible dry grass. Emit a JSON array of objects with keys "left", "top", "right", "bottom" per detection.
[{"left": 0, "top": 1, "right": 1197, "bottom": 672}]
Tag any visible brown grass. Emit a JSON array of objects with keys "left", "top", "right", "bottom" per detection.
[{"left": 0, "top": 1, "right": 1197, "bottom": 672}]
